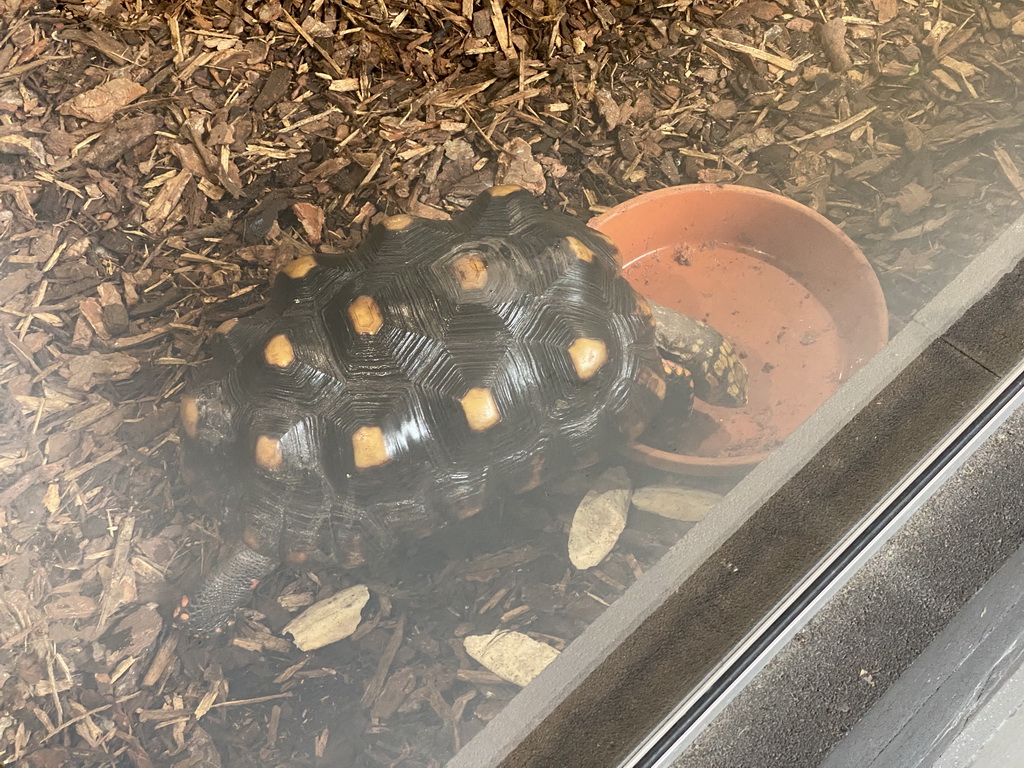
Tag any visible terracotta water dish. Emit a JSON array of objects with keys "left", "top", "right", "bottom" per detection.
[{"left": 591, "top": 184, "right": 888, "bottom": 477}]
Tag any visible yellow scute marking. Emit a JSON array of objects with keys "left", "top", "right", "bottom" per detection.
[
  {"left": 352, "top": 426, "right": 390, "bottom": 469},
  {"left": 255, "top": 435, "right": 283, "bottom": 470},
  {"left": 488, "top": 184, "right": 522, "bottom": 197},
  {"left": 638, "top": 367, "right": 667, "bottom": 400},
  {"left": 567, "top": 338, "right": 608, "bottom": 380},
  {"left": 282, "top": 255, "right": 318, "bottom": 279},
  {"left": 454, "top": 254, "right": 488, "bottom": 290},
  {"left": 455, "top": 503, "right": 482, "bottom": 519},
  {"left": 263, "top": 333, "right": 295, "bottom": 368},
  {"left": 383, "top": 214, "right": 414, "bottom": 230},
  {"left": 348, "top": 295, "right": 384, "bottom": 335},
  {"left": 460, "top": 387, "right": 501, "bottom": 431},
  {"left": 566, "top": 236, "right": 594, "bottom": 262},
  {"left": 215, "top": 317, "right": 239, "bottom": 334},
  {"left": 180, "top": 396, "right": 199, "bottom": 438},
  {"left": 519, "top": 457, "right": 545, "bottom": 492},
  {"left": 596, "top": 231, "right": 619, "bottom": 251},
  {"left": 242, "top": 525, "right": 262, "bottom": 551}
]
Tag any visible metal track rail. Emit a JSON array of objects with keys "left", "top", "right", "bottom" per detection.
[{"left": 621, "top": 357, "right": 1024, "bottom": 768}]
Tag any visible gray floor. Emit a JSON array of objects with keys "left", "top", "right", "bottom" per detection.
[
  {"left": 934, "top": 663, "right": 1024, "bottom": 768},
  {"left": 816, "top": 426, "right": 1024, "bottom": 768}
]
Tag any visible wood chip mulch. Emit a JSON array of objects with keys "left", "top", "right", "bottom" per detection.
[{"left": 1, "top": 0, "right": 1022, "bottom": 765}]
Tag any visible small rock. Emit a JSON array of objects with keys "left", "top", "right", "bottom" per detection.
[
  {"left": 568, "top": 466, "right": 632, "bottom": 569},
  {"left": 631, "top": 485, "right": 724, "bottom": 521},
  {"left": 472, "top": 8, "right": 493, "bottom": 37},
  {"left": 0, "top": 84, "right": 23, "bottom": 111},
  {"left": 464, "top": 630, "right": 560, "bottom": 686},
  {"left": 697, "top": 168, "right": 737, "bottom": 184},
  {"left": 283, "top": 584, "right": 370, "bottom": 651}
]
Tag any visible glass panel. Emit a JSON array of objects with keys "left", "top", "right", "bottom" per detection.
[{"left": 0, "top": 2, "right": 1020, "bottom": 767}]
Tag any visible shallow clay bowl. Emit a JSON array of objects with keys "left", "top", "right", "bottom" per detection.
[{"left": 590, "top": 184, "right": 888, "bottom": 477}]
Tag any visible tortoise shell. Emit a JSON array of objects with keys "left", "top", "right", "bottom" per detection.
[{"left": 179, "top": 185, "right": 669, "bottom": 577}]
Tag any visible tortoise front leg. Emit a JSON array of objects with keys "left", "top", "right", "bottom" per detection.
[
  {"left": 648, "top": 300, "right": 748, "bottom": 407},
  {"left": 173, "top": 545, "right": 278, "bottom": 635}
]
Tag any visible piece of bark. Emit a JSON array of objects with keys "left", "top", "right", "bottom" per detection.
[
  {"left": 820, "top": 18, "right": 853, "bottom": 72},
  {"left": 80, "top": 114, "right": 162, "bottom": 168},
  {"left": 497, "top": 137, "right": 546, "bottom": 195},
  {"left": 464, "top": 630, "right": 560, "bottom": 686},
  {"left": 632, "top": 485, "right": 724, "bottom": 521},
  {"left": 59, "top": 78, "right": 147, "bottom": 122},
  {"left": 568, "top": 466, "right": 633, "bottom": 569},
  {"left": 283, "top": 585, "right": 370, "bottom": 651}
]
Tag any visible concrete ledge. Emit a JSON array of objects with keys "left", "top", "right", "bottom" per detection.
[{"left": 677, "top": 384, "right": 1024, "bottom": 768}]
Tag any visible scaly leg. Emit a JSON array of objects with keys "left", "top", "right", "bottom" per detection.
[{"left": 173, "top": 545, "right": 277, "bottom": 635}]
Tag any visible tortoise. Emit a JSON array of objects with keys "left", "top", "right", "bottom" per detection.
[{"left": 174, "top": 185, "right": 748, "bottom": 633}]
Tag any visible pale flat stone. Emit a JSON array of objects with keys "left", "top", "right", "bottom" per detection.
[
  {"left": 631, "top": 485, "right": 724, "bottom": 521},
  {"left": 464, "top": 630, "right": 560, "bottom": 687},
  {"left": 568, "top": 466, "right": 633, "bottom": 569},
  {"left": 283, "top": 584, "right": 370, "bottom": 651}
]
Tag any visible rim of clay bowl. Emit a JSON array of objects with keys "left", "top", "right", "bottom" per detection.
[{"left": 590, "top": 183, "right": 889, "bottom": 477}]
